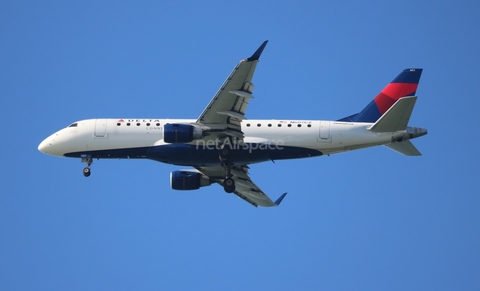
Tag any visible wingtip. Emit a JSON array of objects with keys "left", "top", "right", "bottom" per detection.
[
  {"left": 247, "top": 40, "right": 268, "bottom": 62},
  {"left": 274, "top": 192, "right": 287, "bottom": 206}
]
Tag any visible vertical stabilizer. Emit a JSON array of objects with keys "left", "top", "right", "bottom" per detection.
[{"left": 338, "top": 68, "right": 422, "bottom": 123}]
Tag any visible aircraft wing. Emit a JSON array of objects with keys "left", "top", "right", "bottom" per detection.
[
  {"left": 195, "top": 165, "right": 287, "bottom": 207},
  {"left": 196, "top": 41, "right": 268, "bottom": 140}
]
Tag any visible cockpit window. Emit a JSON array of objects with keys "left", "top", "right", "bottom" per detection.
[{"left": 68, "top": 123, "right": 78, "bottom": 128}]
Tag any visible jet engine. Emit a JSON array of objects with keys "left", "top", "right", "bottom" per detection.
[
  {"left": 164, "top": 124, "right": 202, "bottom": 143},
  {"left": 170, "top": 170, "right": 212, "bottom": 190}
]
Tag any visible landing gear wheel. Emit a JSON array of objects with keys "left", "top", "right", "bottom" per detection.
[
  {"left": 83, "top": 167, "right": 91, "bottom": 177},
  {"left": 224, "top": 178, "right": 235, "bottom": 193},
  {"left": 219, "top": 147, "right": 232, "bottom": 162},
  {"left": 81, "top": 157, "right": 93, "bottom": 177}
]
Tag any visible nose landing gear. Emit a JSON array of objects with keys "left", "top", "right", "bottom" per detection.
[{"left": 81, "top": 157, "right": 93, "bottom": 177}]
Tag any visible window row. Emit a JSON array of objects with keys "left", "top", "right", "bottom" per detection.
[
  {"left": 115, "top": 122, "right": 311, "bottom": 128},
  {"left": 245, "top": 123, "right": 312, "bottom": 128}
]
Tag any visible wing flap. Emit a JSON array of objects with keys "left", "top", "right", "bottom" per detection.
[{"left": 217, "top": 110, "right": 247, "bottom": 121}]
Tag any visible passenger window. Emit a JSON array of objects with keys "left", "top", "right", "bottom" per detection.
[
  {"left": 146, "top": 123, "right": 150, "bottom": 126},
  {"left": 307, "top": 124, "right": 312, "bottom": 128},
  {"left": 257, "top": 124, "right": 261, "bottom": 127},
  {"left": 246, "top": 124, "right": 250, "bottom": 127},
  {"left": 136, "top": 123, "right": 140, "bottom": 126},
  {"left": 278, "top": 124, "right": 282, "bottom": 127},
  {"left": 156, "top": 123, "right": 160, "bottom": 126},
  {"left": 298, "top": 124, "right": 302, "bottom": 127},
  {"left": 117, "top": 123, "right": 121, "bottom": 126},
  {"left": 127, "top": 123, "right": 131, "bottom": 126},
  {"left": 268, "top": 124, "right": 272, "bottom": 127},
  {"left": 288, "top": 124, "right": 292, "bottom": 127}
]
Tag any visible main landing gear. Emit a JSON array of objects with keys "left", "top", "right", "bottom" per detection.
[
  {"left": 219, "top": 142, "right": 235, "bottom": 193},
  {"left": 81, "top": 157, "right": 93, "bottom": 177},
  {"left": 223, "top": 175, "right": 235, "bottom": 193}
]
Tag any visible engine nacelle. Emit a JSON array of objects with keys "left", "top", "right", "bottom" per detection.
[
  {"left": 164, "top": 124, "right": 202, "bottom": 143},
  {"left": 170, "top": 170, "right": 212, "bottom": 190}
]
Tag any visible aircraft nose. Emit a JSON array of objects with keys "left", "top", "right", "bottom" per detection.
[
  {"left": 38, "top": 137, "right": 53, "bottom": 154},
  {"left": 38, "top": 133, "right": 62, "bottom": 156},
  {"left": 38, "top": 128, "right": 77, "bottom": 157}
]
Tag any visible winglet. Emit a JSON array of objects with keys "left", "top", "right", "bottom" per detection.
[
  {"left": 274, "top": 192, "right": 287, "bottom": 206},
  {"left": 247, "top": 40, "right": 268, "bottom": 62}
]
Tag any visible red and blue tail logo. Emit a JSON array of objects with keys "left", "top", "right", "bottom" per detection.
[{"left": 338, "top": 68, "right": 423, "bottom": 123}]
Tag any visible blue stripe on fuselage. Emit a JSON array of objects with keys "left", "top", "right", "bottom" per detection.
[{"left": 64, "top": 143, "right": 323, "bottom": 166}]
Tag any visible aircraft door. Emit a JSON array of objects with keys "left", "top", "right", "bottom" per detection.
[
  {"left": 94, "top": 119, "right": 108, "bottom": 138},
  {"left": 318, "top": 121, "right": 331, "bottom": 143}
]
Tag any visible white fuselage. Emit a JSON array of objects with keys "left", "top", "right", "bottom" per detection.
[{"left": 38, "top": 118, "right": 397, "bottom": 166}]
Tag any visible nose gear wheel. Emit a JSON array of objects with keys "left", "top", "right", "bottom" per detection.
[
  {"left": 83, "top": 167, "right": 91, "bottom": 177},
  {"left": 81, "top": 157, "right": 93, "bottom": 177}
]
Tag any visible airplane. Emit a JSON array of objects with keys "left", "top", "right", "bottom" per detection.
[{"left": 38, "top": 41, "right": 427, "bottom": 207}]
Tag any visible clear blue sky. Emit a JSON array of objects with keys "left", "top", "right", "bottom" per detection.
[{"left": 1, "top": 1, "right": 479, "bottom": 290}]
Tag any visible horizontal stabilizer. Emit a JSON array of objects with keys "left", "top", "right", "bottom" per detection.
[
  {"left": 385, "top": 140, "right": 422, "bottom": 156},
  {"left": 368, "top": 96, "right": 417, "bottom": 132}
]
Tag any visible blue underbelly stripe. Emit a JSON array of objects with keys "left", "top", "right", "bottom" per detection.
[{"left": 64, "top": 143, "right": 323, "bottom": 166}]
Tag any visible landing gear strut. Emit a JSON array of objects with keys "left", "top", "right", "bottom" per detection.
[
  {"left": 81, "top": 157, "right": 93, "bottom": 177},
  {"left": 222, "top": 162, "right": 235, "bottom": 193},
  {"left": 219, "top": 140, "right": 235, "bottom": 193}
]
